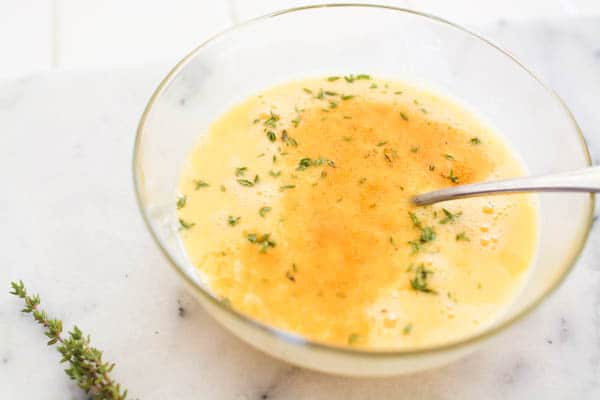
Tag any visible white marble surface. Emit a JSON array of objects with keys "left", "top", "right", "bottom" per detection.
[{"left": 1, "top": 17, "right": 600, "bottom": 399}]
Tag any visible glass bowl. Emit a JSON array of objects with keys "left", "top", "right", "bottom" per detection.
[{"left": 133, "top": 4, "right": 593, "bottom": 376}]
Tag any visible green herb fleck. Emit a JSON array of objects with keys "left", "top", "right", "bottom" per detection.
[
  {"left": 237, "top": 179, "right": 255, "bottom": 187},
  {"left": 429, "top": 164, "right": 436, "bottom": 171},
  {"left": 327, "top": 76, "right": 340, "bottom": 81},
  {"left": 235, "top": 167, "right": 248, "bottom": 177},
  {"left": 247, "top": 233, "right": 276, "bottom": 253},
  {"left": 410, "top": 264, "right": 437, "bottom": 294},
  {"left": 179, "top": 218, "right": 195, "bottom": 230},
  {"left": 356, "top": 74, "right": 371, "bottom": 80},
  {"left": 440, "top": 208, "right": 462, "bottom": 224},
  {"left": 456, "top": 232, "right": 470, "bottom": 241},
  {"left": 269, "top": 170, "right": 281, "bottom": 177},
  {"left": 281, "top": 130, "right": 298, "bottom": 146},
  {"left": 303, "top": 88, "right": 313, "bottom": 94},
  {"left": 220, "top": 185, "right": 227, "bottom": 192},
  {"left": 329, "top": 101, "right": 338, "bottom": 109},
  {"left": 324, "top": 90, "right": 338, "bottom": 96},
  {"left": 400, "top": 112, "right": 409, "bottom": 121},
  {"left": 259, "top": 206, "right": 272, "bottom": 218},
  {"left": 296, "top": 157, "right": 335, "bottom": 171},
  {"left": 341, "top": 94, "right": 354, "bottom": 100},
  {"left": 420, "top": 226, "right": 436, "bottom": 242},
  {"left": 358, "top": 177, "right": 367, "bottom": 185},
  {"left": 443, "top": 153, "right": 455, "bottom": 161},
  {"left": 342, "top": 136, "right": 353, "bottom": 141},
  {"left": 348, "top": 333, "right": 360, "bottom": 345},
  {"left": 279, "top": 184, "right": 296, "bottom": 191},
  {"left": 411, "top": 146, "right": 419, "bottom": 153},
  {"left": 394, "top": 91, "right": 403, "bottom": 95},
  {"left": 194, "top": 180, "right": 209, "bottom": 189},
  {"left": 176, "top": 195, "right": 187, "bottom": 209},
  {"left": 228, "top": 216, "right": 240, "bottom": 226},
  {"left": 267, "top": 131, "right": 277, "bottom": 142},
  {"left": 420, "top": 108, "right": 428, "bottom": 114},
  {"left": 369, "top": 83, "right": 378, "bottom": 89},
  {"left": 264, "top": 111, "right": 280, "bottom": 128},
  {"left": 470, "top": 137, "right": 481, "bottom": 145},
  {"left": 444, "top": 169, "right": 459, "bottom": 184},
  {"left": 403, "top": 323, "right": 412, "bottom": 335},
  {"left": 376, "top": 141, "right": 387, "bottom": 147}
]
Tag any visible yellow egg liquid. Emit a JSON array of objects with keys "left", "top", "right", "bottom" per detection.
[{"left": 177, "top": 77, "right": 538, "bottom": 349}]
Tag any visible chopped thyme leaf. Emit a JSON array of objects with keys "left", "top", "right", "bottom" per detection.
[
  {"left": 343, "top": 116, "right": 352, "bottom": 120},
  {"left": 257, "top": 153, "right": 265, "bottom": 158},
  {"left": 444, "top": 169, "right": 460, "bottom": 183},
  {"left": 383, "top": 148, "right": 397, "bottom": 164},
  {"left": 440, "top": 208, "right": 462, "bottom": 224},
  {"left": 348, "top": 333, "right": 360, "bottom": 345},
  {"left": 400, "top": 112, "right": 409, "bottom": 121},
  {"left": 259, "top": 206, "right": 272, "bottom": 218},
  {"left": 303, "top": 88, "right": 313, "bottom": 94},
  {"left": 264, "top": 111, "right": 280, "bottom": 128},
  {"left": 408, "top": 240, "right": 422, "bottom": 254},
  {"left": 356, "top": 74, "right": 371, "bottom": 80},
  {"left": 443, "top": 153, "right": 455, "bottom": 161},
  {"left": 316, "top": 89, "right": 325, "bottom": 99},
  {"left": 429, "top": 164, "right": 436, "bottom": 171},
  {"left": 253, "top": 118, "right": 260, "bottom": 124},
  {"left": 235, "top": 166, "right": 248, "bottom": 177},
  {"left": 176, "top": 195, "right": 187, "bottom": 209},
  {"left": 403, "top": 323, "right": 412, "bottom": 335},
  {"left": 279, "top": 184, "right": 296, "bottom": 191},
  {"left": 327, "top": 76, "right": 340, "bottom": 81},
  {"left": 369, "top": 83, "right": 378, "bottom": 89},
  {"left": 247, "top": 233, "right": 257, "bottom": 243},
  {"left": 254, "top": 174, "right": 260, "bottom": 184},
  {"left": 341, "top": 94, "right": 354, "bottom": 100},
  {"left": 358, "top": 177, "right": 367, "bottom": 185},
  {"left": 281, "top": 130, "right": 298, "bottom": 146},
  {"left": 344, "top": 75, "right": 355, "bottom": 83},
  {"left": 389, "top": 236, "right": 397, "bottom": 248},
  {"left": 456, "top": 232, "right": 470, "bottom": 241},
  {"left": 408, "top": 211, "right": 422, "bottom": 229},
  {"left": 228, "top": 216, "right": 240, "bottom": 226},
  {"left": 410, "top": 146, "right": 419, "bottom": 153},
  {"left": 410, "top": 264, "right": 436, "bottom": 294},
  {"left": 342, "top": 136, "right": 353, "bottom": 141},
  {"left": 376, "top": 141, "right": 387, "bottom": 147},
  {"left": 420, "top": 108, "right": 428, "bottom": 114},
  {"left": 237, "top": 179, "right": 254, "bottom": 187},
  {"left": 394, "top": 91, "right": 403, "bottom": 95},
  {"left": 194, "top": 180, "right": 210, "bottom": 189},
  {"left": 291, "top": 118, "right": 300, "bottom": 127},
  {"left": 272, "top": 155, "right": 277, "bottom": 163},
  {"left": 269, "top": 170, "right": 281, "bottom": 177},
  {"left": 179, "top": 218, "right": 195, "bottom": 230},
  {"left": 324, "top": 91, "right": 338, "bottom": 96},
  {"left": 292, "top": 263, "right": 298, "bottom": 273},
  {"left": 413, "top": 99, "right": 419, "bottom": 105},
  {"left": 296, "top": 157, "right": 335, "bottom": 171},
  {"left": 470, "top": 137, "right": 481, "bottom": 145},
  {"left": 267, "top": 131, "right": 277, "bottom": 142},
  {"left": 420, "top": 226, "right": 436, "bottom": 243},
  {"left": 220, "top": 185, "right": 226, "bottom": 192},
  {"left": 329, "top": 101, "right": 338, "bottom": 109}
]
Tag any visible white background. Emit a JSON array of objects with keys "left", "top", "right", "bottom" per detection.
[{"left": 3, "top": 0, "right": 600, "bottom": 80}]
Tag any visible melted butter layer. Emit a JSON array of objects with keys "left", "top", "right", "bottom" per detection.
[{"left": 177, "top": 77, "right": 537, "bottom": 349}]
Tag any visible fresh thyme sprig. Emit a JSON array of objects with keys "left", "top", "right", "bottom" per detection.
[{"left": 9, "top": 281, "right": 129, "bottom": 400}]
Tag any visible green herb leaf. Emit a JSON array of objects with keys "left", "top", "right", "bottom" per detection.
[
  {"left": 403, "top": 323, "right": 412, "bottom": 335},
  {"left": 356, "top": 74, "right": 371, "bottom": 80},
  {"left": 303, "top": 88, "right": 313, "bottom": 94},
  {"left": 411, "top": 146, "right": 419, "bottom": 153},
  {"left": 237, "top": 179, "right": 255, "bottom": 187},
  {"left": 443, "top": 153, "right": 455, "bottom": 161},
  {"left": 176, "top": 195, "right": 187, "bottom": 209},
  {"left": 267, "top": 131, "right": 277, "bottom": 142},
  {"left": 327, "top": 76, "right": 340, "bottom": 81},
  {"left": 179, "top": 218, "right": 195, "bottom": 230},
  {"left": 341, "top": 94, "right": 354, "bottom": 100},
  {"left": 444, "top": 169, "right": 459, "bottom": 184},
  {"left": 440, "top": 208, "right": 462, "bottom": 224},
  {"left": 348, "top": 333, "right": 360, "bottom": 345},
  {"left": 269, "top": 170, "right": 281, "bottom": 177},
  {"left": 420, "top": 226, "right": 436, "bottom": 243},
  {"left": 259, "top": 206, "right": 272, "bottom": 218},
  {"left": 428, "top": 164, "right": 436, "bottom": 171},
  {"left": 376, "top": 141, "right": 387, "bottom": 147},
  {"left": 400, "top": 112, "right": 409, "bottom": 121},
  {"left": 470, "top": 137, "right": 481, "bottom": 145},
  {"left": 235, "top": 166, "right": 248, "bottom": 177},
  {"left": 228, "top": 216, "right": 240, "bottom": 226},
  {"left": 194, "top": 180, "right": 209, "bottom": 189},
  {"left": 369, "top": 83, "right": 378, "bottom": 89},
  {"left": 279, "top": 184, "right": 296, "bottom": 191},
  {"left": 456, "top": 232, "right": 470, "bottom": 241},
  {"left": 410, "top": 265, "right": 437, "bottom": 294}
]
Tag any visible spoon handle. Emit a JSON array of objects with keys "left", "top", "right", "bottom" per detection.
[{"left": 413, "top": 166, "right": 600, "bottom": 206}]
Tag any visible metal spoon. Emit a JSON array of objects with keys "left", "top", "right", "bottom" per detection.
[{"left": 413, "top": 166, "right": 600, "bottom": 206}]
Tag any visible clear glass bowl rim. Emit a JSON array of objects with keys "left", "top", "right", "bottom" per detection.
[{"left": 132, "top": 3, "right": 595, "bottom": 358}]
